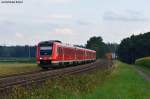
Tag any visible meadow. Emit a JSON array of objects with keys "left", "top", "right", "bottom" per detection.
[
  {"left": 0, "top": 57, "right": 36, "bottom": 63},
  {"left": 0, "top": 58, "right": 40, "bottom": 76}
]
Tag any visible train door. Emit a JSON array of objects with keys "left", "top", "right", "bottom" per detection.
[{"left": 57, "top": 46, "right": 63, "bottom": 61}]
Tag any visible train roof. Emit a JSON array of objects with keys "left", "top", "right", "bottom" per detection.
[
  {"left": 73, "top": 46, "right": 96, "bottom": 52},
  {"left": 58, "top": 43, "right": 95, "bottom": 52},
  {"left": 38, "top": 40, "right": 96, "bottom": 52},
  {"left": 39, "top": 40, "right": 62, "bottom": 44}
]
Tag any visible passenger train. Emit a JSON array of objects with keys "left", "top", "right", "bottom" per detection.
[{"left": 36, "top": 40, "right": 96, "bottom": 69}]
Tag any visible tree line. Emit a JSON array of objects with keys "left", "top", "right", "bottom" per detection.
[
  {"left": 0, "top": 45, "right": 36, "bottom": 58},
  {"left": 117, "top": 32, "right": 150, "bottom": 64}
]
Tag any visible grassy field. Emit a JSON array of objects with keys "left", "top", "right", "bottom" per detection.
[
  {"left": 135, "top": 57, "right": 150, "bottom": 67},
  {"left": 0, "top": 58, "right": 40, "bottom": 76},
  {"left": 0, "top": 63, "right": 40, "bottom": 76},
  {"left": 0, "top": 57, "right": 36, "bottom": 63},
  {"left": 5, "top": 61, "right": 150, "bottom": 99}
]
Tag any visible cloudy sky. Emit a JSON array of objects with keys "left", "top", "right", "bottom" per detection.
[{"left": 0, "top": 0, "right": 150, "bottom": 45}]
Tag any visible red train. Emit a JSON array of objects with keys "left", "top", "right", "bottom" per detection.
[{"left": 36, "top": 40, "right": 96, "bottom": 69}]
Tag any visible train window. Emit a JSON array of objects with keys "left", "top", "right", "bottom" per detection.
[
  {"left": 40, "top": 48, "right": 52, "bottom": 56},
  {"left": 39, "top": 43, "right": 53, "bottom": 56},
  {"left": 39, "top": 43, "right": 53, "bottom": 47}
]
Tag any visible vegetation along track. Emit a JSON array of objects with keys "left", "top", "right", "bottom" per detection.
[{"left": 0, "top": 59, "right": 112, "bottom": 95}]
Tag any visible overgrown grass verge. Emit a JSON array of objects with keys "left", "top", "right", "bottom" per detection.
[{"left": 4, "top": 67, "right": 113, "bottom": 99}]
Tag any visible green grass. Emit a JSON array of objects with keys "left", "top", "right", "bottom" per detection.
[
  {"left": 0, "top": 63, "right": 40, "bottom": 76},
  {"left": 135, "top": 57, "right": 150, "bottom": 67},
  {"left": 3, "top": 61, "right": 150, "bottom": 99},
  {"left": 83, "top": 61, "right": 150, "bottom": 99},
  {"left": 0, "top": 58, "right": 39, "bottom": 76}
]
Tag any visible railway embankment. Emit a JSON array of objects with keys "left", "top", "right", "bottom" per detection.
[{"left": 0, "top": 59, "right": 113, "bottom": 98}]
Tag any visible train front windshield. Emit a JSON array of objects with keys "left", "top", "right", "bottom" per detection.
[{"left": 39, "top": 44, "right": 53, "bottom": 56}]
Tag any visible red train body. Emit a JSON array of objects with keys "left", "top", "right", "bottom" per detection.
[{"left": 36, "top": 40, "right": 96, "bottom": 69}]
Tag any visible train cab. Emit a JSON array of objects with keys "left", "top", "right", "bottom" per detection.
[{"left": 36, "top": 40, "right": 61, "bottom": 68}]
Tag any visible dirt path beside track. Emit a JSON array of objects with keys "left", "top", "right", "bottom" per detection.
[{"left": 134, "top": 66, "right": 150, "bottom": 83}]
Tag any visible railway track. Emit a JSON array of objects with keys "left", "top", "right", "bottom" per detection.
[{"left": 0, "top": 59, "right": 112, "bottom": 96}]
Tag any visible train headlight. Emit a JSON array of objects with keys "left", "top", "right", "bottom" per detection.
[{"left": 40, "top": 57, "right": 42, "bottom": 59}]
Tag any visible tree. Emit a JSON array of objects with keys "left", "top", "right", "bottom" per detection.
[
  {"left": 117, "top": 32, "right": 150, "bottom": 64},
  {"left": 86, "top": 36, "right": 108, "bottom": 58}
]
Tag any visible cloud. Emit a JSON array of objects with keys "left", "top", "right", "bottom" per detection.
[
  {"left": 54, "top": 27, "right": 74, "bottom": 35},
  {"left": 48, "top": 14, "right": 73, "bottom": 20},
  {"left": 15, "top": 33, "right": 24, "bottom": 39},
  {"left": 103, "top": 10, "right": 149, "bottom": 22},
  {"left": 76, "top": 20, "right": 93, "bottom": 26}
]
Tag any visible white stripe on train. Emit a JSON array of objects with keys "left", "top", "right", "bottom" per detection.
[{"left": 51, "top": 59, "right": 96, "bottom": 64}]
